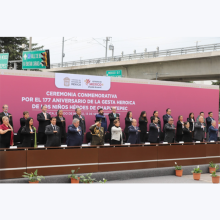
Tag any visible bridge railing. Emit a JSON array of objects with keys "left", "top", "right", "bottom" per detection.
[{"left": 50, "top": 43, "right": 220, "bottom": 69}]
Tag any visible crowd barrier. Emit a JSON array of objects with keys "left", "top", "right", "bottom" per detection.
[{"left": 0, "top": 142, "right": 220, "bottom": 180}]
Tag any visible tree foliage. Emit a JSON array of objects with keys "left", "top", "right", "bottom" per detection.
[
  {"left": 212, "top": 81, "right": 220, "bottom": 111},
  {"left": 0, "top": 37, "right": 43, "bottom": 70},
  {"left": 212, "top": 80, "right": 220, "bottom": 86}
]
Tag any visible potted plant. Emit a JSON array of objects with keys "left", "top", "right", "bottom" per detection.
[
  {"left": 191, "top": 166, "right": 202, "bottom": 180},
  {"left": 210, "top": 171, "right": 220, "bottom": 184},
  {"left": 174, "top": 162, "right": 183, "bottom": 177},
  {"left": 209, "top": 161, "right": 219, "bottom": 173},
  {"left": 68, "top": 167, "right": 80, "bottom": 183},
  {"left": 22, "top": 169, "right": 45, "bottom": 183},
  {"left": 80, "top": 173, "right": 96, "bottom": 183}
]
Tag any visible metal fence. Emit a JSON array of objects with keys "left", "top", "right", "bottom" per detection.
[{"left": 50, "top": 43, "right": 220, "bottom": 69}]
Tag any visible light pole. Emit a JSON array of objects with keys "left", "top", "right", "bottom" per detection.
[
  {"left": 109, "top": 44, "right": 114, "bottom": 59},
  {"left": 29, "top": 37, "right": 32, "bottom": 51},
  {"left": 61, "top": 37, "right": 64, "bottom": 67},
  {"left": 104, "top": 37, "right": 111, "bottom": 59}
]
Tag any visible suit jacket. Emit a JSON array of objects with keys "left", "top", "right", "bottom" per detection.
[
  {"left": 73, "top": 114, "right": 86, "bottom": 133},
  {"left": 37, "top": 112, "right": 51, "bottom": 133},
  {"left": 194, "top": 122, "right": 205, "bottom": 141},
  {"left": 196, "top": 116, "right": 207, "bottom": 132},
  {"left": 163, "top": 114, "right": 173, "bottom": 132},
  {"left": 139, "top": 117, "right": 148, "bottom": 133},
  {"left": 21, "top": 126, "right": 36, "bottom": 147},
  {"left": 187, "top": 118, "right": 195, "bottom": 132},
  {"left": 206, "top": 117, "right": 214, "bottom": 132},
  {"left": 89, "top": 124, "right": 105, "bottom": 145},
  {"left": 18, "top": 117, "right": 27, "bottom": 142},
  {"left": 95, "top": 114, "right": 107, "bottom": 132},
  {"left": 127, "top": 125, "right": 140, "bottom": 144},
  {"left": 0, "top": 112, "right": 13, "bottom": 128},
  {"left": 208, "top": 126, "right": 218, "bottom": 141},
  {"left": 20, "top": 118, "right": 26, "bottom": 127},
  {"left": 150, "top": 116, "right": 161, "bottom": 127},
  {"left": 176, "top": 121, "right": 184, "bottom": 136},
  {"left": 66, "top": 125, "right": 83, "bottom": 146},
  {"left": 148, "top": 123, "right": 160, "bottom": 143},
  {"left": 164, "top": 123, "right": 176, "bottom": 143},
  {"left": 124, "top": 117, "right": 133, "bottom": 133},
  {"left": 45, "top": 124, "right": 61, "bottom": 147},
  {"left": 108, "top": 113, "right": 120, "bottom": 132},
  {"left": 55, "top": 116, "right": 66, "bottom": 138},
  {"left": 182, "top": 127, "right": 192, "bottom": 142}
]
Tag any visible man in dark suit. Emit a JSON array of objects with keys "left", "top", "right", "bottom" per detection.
[
  {"left": 148, "top": 117, "right": 160, "bottom": 143},
  {"left": 108, "top": 107, "right": 120, "bottom": 133},
  {"left": 37, "top": 105, "right": 51, "bottom": 144},
  {"left": 89, "top": 120, "right": 105, "bottom": 145},
  {"left": 208, "top": 120, "right": 218, "bottom": 142},
  {"left": 0, "top": 104, "right": 13, "bottom": 128},
  {"left": 206, "top": 112, "right": 214, "bottom": 141},
  {"left": 182, "top": 122, "right": 192, "bottom": 142},
  {"left": 127, "top": 119, "right": 141, "bottom": 144},
  {"left": 73, "top": 108, "right": 86, "bottom": 142},
  {"left": 66, "top": 118, "right": 83, "bottom": 146},
  {"left": 95, "top": 108, "right": 107, "bottom": 133},
  {"left": 163, "top": 108, "right": 173, "bottom": 133},
  {"left": 164, "top": 118, "right": 176, "bottom": 143},
  {"left": 194, "top": 116, "right": 206, "bottom": 142},
  {"left": 45, "top": 117, "right": 61, "bottom": 147}
]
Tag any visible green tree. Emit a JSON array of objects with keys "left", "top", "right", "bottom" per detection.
[
  {"left": 212, "top": 80, "right": 220, "bottom": 86},
  {"left": 0, "top": 37, "right": 43, "bottom": 70}
]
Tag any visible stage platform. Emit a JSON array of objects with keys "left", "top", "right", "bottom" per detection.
[{"left": 1, "top": 142, "right": 220, "bottom": 182}]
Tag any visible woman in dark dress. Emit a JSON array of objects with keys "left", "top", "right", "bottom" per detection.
[
  {"left": 187, "top": 112, "right": 195, "bottom": 139},
  {"left": 150, "top": 111, "right": 161, "bottom": 140},
  {"left": 139, "top": 111, "right": 148, "bottom": 143},
  {"left": 0, "top": 116, "right": 14, "bottom": 148},
  {"left": 17, "top": 111, "right": 29, "bottom": 143},
  {"left": 176, "top": 115, "right": 184, "bottom": 142},
  {"left": 183, "top": 122, "right": 192, "bottom": 142},
  {"left": 124, "top": 111, "right": 133, "bottom": 142},
  {"left": 55, "top": 109, "right": 66, "bottom": 144},
  {"left": 21, "top": 117, "right": 37, "bottom": 147}
]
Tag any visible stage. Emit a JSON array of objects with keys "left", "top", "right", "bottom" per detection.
[{"left": 1, "top": 142, "right": 220, "bottom": 180}]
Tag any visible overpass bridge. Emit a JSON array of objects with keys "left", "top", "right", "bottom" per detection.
[{"left": 44, "top": 43, "right": 220, "bottom": 82}]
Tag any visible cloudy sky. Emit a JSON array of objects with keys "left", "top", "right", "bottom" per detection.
[{"left": 31, "top": 37, "right": 220, "bottom": 84}]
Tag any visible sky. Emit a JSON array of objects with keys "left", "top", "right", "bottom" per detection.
[{"left": 31, "top": 37, "right": 220, "bottom": 85}]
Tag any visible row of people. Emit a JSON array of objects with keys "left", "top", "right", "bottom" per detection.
[
  {"left": 0, "top": 104, "right": 218, "bottom": 146},
  {"left": 0, "top": 113, "right": 218, "bottom": 148}
]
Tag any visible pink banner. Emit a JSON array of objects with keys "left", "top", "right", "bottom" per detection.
[{"left": 0, "top": 74, "right": 219, "bottom": 133}]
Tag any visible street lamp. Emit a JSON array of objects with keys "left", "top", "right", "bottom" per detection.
[{"left": 109, "top": 44, "right": 114, "bottom": 59}]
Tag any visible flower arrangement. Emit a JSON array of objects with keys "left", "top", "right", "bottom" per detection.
[
  {"left": 68, "top": 167, "right": 80, "bottom": 180},
  {"left": 209, "top": 162, "right": 219, "bottom": 173},
  {"left": 209, "top": 161, "right": 219, "bottom": 169},
  {"left": 191, "top": 165, "right": 202, "bottom": 174},
  {"left": 80, "top": 173, "right": 107, "bottom": 183},
  {"left": 210, "top": 171, "right": 218, "bottom": 177},
  {"left": 22, "top": 169, "right": 45, "bottom": 183},
  {"left": 210, "top": 171, "right": 220, "bottom": 184},
  {"left": 174, "top": 162, "right": 182, "bottom": 170},
  {"left": 191, "top": 166, "right": 202, "bottom": 180},
  {"left": 80, "top": 173, "right": 96, "bottom": 183}
]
